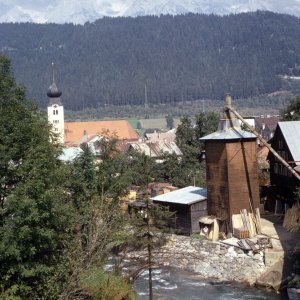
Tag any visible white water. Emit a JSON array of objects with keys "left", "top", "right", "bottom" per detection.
[{"left": 134, "top": 267, "right": 283, "bottom": 300}]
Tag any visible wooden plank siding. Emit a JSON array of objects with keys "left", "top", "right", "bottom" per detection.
[
  {"left": 268, "top": 125, "right": 299, "bottom": 204},
  {"left": 190, "top": 201, "right": 208, "bottom": 233},
  {"left": 226, "top": 141, "right": 260, "bottom": 216},
  {"left": 153, "top": 201, "right": 207, "bottom": 235},
  {"left": 205, "top": 140, "right": 259, "bottom": 221},
  {"left": 206, "top": 141, "right": 230, "bottom": 220}
]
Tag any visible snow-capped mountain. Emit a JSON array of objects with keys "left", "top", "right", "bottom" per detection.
[{"left": 0, "top": 0, "right": 300, "bottom": 24}]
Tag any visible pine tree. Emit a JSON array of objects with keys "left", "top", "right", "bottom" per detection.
[
  {"left": 281, "top": 96, "right": 300, "bottom": 121},
  {"left": 0, "top": 55, "right": 73, "bottom": 299}
]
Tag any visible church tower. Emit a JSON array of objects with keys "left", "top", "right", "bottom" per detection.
[{"left": 47, "top": 63, "right": 64, "bottom": 144}]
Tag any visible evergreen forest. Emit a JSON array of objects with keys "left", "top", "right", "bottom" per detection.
[{"left": 1, "top": 11, "right": 300, "bottom": 111}]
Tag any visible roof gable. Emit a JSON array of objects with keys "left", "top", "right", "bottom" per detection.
[{"left": 278, "top": 121, "right": 300, "bottom": 164}]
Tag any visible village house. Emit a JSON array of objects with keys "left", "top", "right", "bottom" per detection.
[
  {"left": 64, "top": 120, "right": 139, "bottom": 147},
  {"left": 237, "top": 115, "right": 280, "bottom": 142},
  {"left": 145, "top": 128, "right": 177, "bottom": 143},
  {"left": 267, "top": 121, "right": 300, "bottom": 211},
  {"left": 151, "top": 186, "right": 208, "bottom": 235},
  {"left": 58, "top": 146, "right": 83, "bottom": 162},
  {"left": 125, "top": 140, "right": 182, "bottom": 161},
  {"left": 255, "top": 115, "right": 280, "bottom": 141}
]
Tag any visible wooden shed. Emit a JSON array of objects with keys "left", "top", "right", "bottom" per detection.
[
  {"left": 151, "top": 186, "right": 207, "bottom": 235},
  {"left": 200, "top": 95, "right": 260, "bottom": 228}
]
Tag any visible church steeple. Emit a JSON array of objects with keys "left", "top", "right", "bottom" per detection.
[
  {"left": 47, "top": 62, "right": 62, "bottom": 104},
  {"left": 47, "top": 62, "right": 64, "bottom": 144}
]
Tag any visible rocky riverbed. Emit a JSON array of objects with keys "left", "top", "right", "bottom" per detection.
[{"left": 127, "top": 234, "right": 266, "bottom": 285}]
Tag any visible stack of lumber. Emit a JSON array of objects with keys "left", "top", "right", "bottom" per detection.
[
  {"left": 233, "top": 227, "right": 250, "bottom": 239},
  {"left": 232, "top": 208, "right": 263, "bottom": 238},
  {"left": 283, "top": 205, "right": 300, "bottom": 232}
]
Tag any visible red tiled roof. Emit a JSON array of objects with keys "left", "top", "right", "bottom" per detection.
[{"left": 64, "top": 120, "right": 139, "bottom": 146}]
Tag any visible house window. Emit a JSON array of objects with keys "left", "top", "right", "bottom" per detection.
[
  {"left": 53, "top": 110, "right": 59, "bottom": 115},
  {"left": 55, "top": 128, "right": 58, "bottom": 131}
]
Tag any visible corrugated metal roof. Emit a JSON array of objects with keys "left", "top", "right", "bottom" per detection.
[
  {"left": 200, "top": 127, "right": 256, "bottom": 141},
  {"left": 59, "top": 147, "right": 83, "bottom": 162},
  {"left": 129, "top": 141, "right": 182, "bottom": 157},
  {"left": 278, "top": 121, "right": 300, "bottom": 165},
  {"left": 146, "top": 129, "right": 176, "bottom": 143},
  {"left": 151, "top": 186, "right": 207, "bottom": 205}
]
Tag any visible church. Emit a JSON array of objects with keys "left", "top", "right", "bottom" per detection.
[{"left": 46, "top": 64, "right": 139, "bottom": 147}]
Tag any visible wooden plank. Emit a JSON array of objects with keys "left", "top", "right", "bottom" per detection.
[
  {"left": 255, "top": 208, "right": 262, "bottom": 234},
  {"left": 245, "top": 239, "right": 258, "bottom": 253},
  {"left": 238, "top": 239, "right": 251, "bottom": 250}
]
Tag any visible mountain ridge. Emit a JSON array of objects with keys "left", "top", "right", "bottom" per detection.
[
  {"left": 1, "top": 12, "right": 300, "bottom": 110},
  {"left": 1, "top": 0, "right": 300, "bottom": 24}
]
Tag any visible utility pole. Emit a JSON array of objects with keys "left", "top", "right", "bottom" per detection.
[
  {"left": 146, "top": 199, "right": 153, "bottom": 300},
  {"left": 145, "top": 84, "right": 149, "bottom": 109}
]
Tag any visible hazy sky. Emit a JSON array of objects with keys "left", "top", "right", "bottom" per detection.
[{"left": 1, "top": 0, "right": 300, "bottom": 24}]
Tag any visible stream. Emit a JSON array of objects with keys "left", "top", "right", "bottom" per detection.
[{"left": 134, "top": 267, "right": 283, "bottom": 300}]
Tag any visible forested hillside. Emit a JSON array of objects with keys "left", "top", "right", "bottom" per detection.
[{"left": 1, "top": 11, "right": 300, "bottom": 110}]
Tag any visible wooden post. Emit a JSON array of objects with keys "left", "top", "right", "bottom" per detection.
[{"left": 146, "top": 200, "right": 153, "bottom": 300}]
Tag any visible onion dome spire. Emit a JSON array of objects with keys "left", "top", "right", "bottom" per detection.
[{"left": 47, "top": 62, "right": 62, "bottom": 103}]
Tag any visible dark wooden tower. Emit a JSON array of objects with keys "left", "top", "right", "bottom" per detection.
[{"left": 200, "top": 95, "right": 260, "bottom": 223}]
